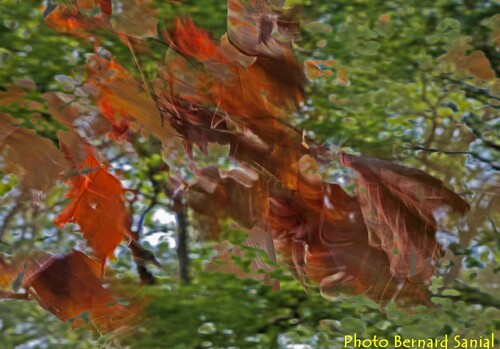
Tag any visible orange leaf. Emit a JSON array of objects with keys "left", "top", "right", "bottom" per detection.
[
  {"left": 44, "top": 3, "right": 110, "bottom": 40},
  {"left": 157, "top": 19, "right": 307, "bottom": 188},
  {"left": 85, "top": 55, "right": 175, "bottom": 142},
  {"left": 0, "top": 254, "right": 23, "bottom": 292},
  {"left": 54, "top": 148, "right": 130, "bottom": 261}
]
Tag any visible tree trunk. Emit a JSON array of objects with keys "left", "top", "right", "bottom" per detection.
[{"left": 129, "top": 236, "right": 156, "bottom": 285}]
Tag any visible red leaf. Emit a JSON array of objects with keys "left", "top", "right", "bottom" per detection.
[
  {"left": 170, "top": 18, "right": 227, "bottom": 62},
  {"left": 99, "top": 0, "right": 112, "bottom": 15},
  {"left": 54, "top": 147, "right": 130, "bottom": 261}
]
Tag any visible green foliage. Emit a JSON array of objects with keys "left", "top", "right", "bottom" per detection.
[
  {"left": 296, "top": 0, "right": 499, "bottom": 156},
  {"left": 0, "top": 0, "right": 86, "bottom": 89},
  {"left": 0, "top": 300, "right": 95, "bottom": 349}
]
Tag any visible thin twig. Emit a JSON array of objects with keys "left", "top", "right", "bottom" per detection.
[
  {"left": 414, "top": 145, "right": 471, "bottom": 155},
  {"left": 414, "top": 145, "right": 500, "bottom": 170},
  {"left": 462, "top": 114, "right": 500, "bottom": 151},
  {"left": 126, "top": 36, "right": 152, "bottom": 98}
]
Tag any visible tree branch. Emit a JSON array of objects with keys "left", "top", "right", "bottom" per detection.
[
  {"left": 413, "top": 145, "right": 500, "bottom": 170},
  {"left": 462, "top": 114, "right": 500, "bottom": 151}
]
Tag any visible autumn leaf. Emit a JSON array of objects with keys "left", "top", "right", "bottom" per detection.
[
  {"left": 54, "top": 147, "right": 130, "bottom": 262},
  {"left": 0, "top": 0, "right": 482, "bottom": 320},
  {"left": 156, "top": 18, "right": 308, "bottom": 188},
  {"left": 339, "top": 151, "right": 470, "bottom": 280},
  {"left": 462, "top": 51, "right": 496, "bottom": 81},
  {"left": 305, "top": 59, "right": 335, "bottom": 80},
  {"left": 187, "top": 166, "right": 269, "bottom": 229},
  {"left": 440, "top": 41, "right": 496, "bottom": 81},
  {"left": 1, "top": 249, "right": 139, "bottom": 332},
  {"left": 268, "top": 172, "right": 432, "bottom": 303},
  {"left": 110, "top": 0, "right": 158, "bottom": 39},
  {"left": 99, "top": 0, "right": 112, "bottom": 15},
  {"left": 45, "top": 0, "right": 156, "bottom": 42},
  {"left": 0, "top": 113, "right": 67, "bottom": 198},
  {"left": 23, "top": 250, "right": 133, "bottom": 332},
  {"left": 0, "top": 84, "right": 26, "bottom": 106},
  {"left": 97, "top": 98, "right": 133, "bottom": 142},
  {"left": 44, "top": 3, "right": 111, "bottom": 41},
  {"left": 0, "top": 254, "right": 24, "bottom": 293},
  {"left": 0, "top": 251, "right": 54, "bottom": 299},
  {"left": 85, "top": 55, "right": 175, "bottom": 142}
]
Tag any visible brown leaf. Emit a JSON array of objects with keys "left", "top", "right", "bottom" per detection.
[
  {"left": 187, "top": 166, "right": 269, "bottom": 228},
  {"left": 0, "top": 84, "right": 25, "bottom": 106},
  {"left": 110, "top": 0, "right": 158, "bottom": 39},
  {"left": 0, "top": 251, "right": 53, "bottom": 296},
  {"left": 14, "top": 79, "right": 37, "bottom": 90},
  {"left": 268, "top": 174, "right": 431, "bottom": 304},
  {"left": 99, "top": 0, "right": 112, "bottom": 15},
  {"left": 157, "top": 19, "right": 308, "bottom": 188},
  {"left": 23, "top": 250, "right": 131, "bottom": 332},
  {"left": 0, "top": 113, "right": 67, "bottom": 198},
  {"left": 339, "top": 151, "right": 469, "bottom": 280},
  {"left": 440, "top": 42, "right": 496, "bottom": 81},
  {"left": 463, "top": 51, "right": 496, "bottom": 81},
  {"left": 166, "top": 18, "right": 304, "bottom": 116}
]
